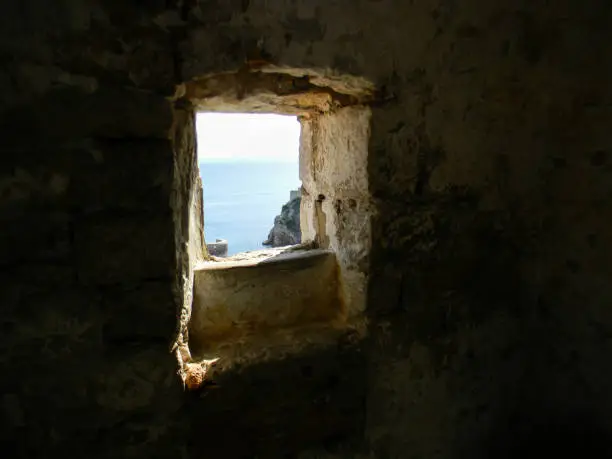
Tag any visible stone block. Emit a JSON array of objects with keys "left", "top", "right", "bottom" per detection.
[
  {"left": 0, "top": 137, "right": 174, "bottom": 213},
  {"left": 321, "top": 197, "right": 371, "bottom": 272},
  {"left": 0, "top": 158, "right": 72, "bottom": 210},
  {"left": 13, "top": 262, "right": 76, "bottom": 291},
  {"left": 93, "top": 346, "right": 180, "bottom": 413},
  {"left": 6, "top": 289, "right": 103, "bottom": 365},
  {"left": 68, "top": 139, "right": 174, "bottom": 213},
  {"left": 189, "top": 248, "right": 345, "bottom": 359},
  {"left": 102, "top": 281, "right": 177, "bottom": 343},
  {"left": 0, "top": 211, "right": 72, "bottom": 266},
  {"left": 74, "top": 215, "right": 173, "bottom": 285},
  {"left": 0, "top": 85, "right": 174, "bottom": 148},
  {"left": 302, "top": 106, "right": 371, "bottom": 199}
]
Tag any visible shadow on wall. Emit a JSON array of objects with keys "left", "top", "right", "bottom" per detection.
[
  {"left": 483, "top": 412, "right": 611, "bottom": 458},
  {"left": 184, "top": 346, "right": 366, "bottom": 459}
]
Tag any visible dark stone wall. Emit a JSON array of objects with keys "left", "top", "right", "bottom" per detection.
[
  {"left": 1, "top": 0, "right": 612, "bottom": 458},
  {"left": 0, "top": 4, "right": 188, "bottom": 458}
]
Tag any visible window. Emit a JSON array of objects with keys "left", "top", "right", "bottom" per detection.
[
  {"left": 196, "top": 113, "right": 301, "bottom": 256},
  {"left": 174, "top": 70, "right": 375, "bottom": 385}
]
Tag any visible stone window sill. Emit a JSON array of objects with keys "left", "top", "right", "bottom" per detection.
[{"left": 185, "top": 245, "right": 363, "bottom": 379}]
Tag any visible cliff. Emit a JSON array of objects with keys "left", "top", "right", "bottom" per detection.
[{"left": 263, "top": 196, "right": 301, "bottom": 247}]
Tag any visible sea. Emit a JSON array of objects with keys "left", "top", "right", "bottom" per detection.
[{"left": 199, "top": 160, "right": 301, "bottom": 256}]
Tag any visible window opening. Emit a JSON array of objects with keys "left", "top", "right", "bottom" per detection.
[
  {"left": 175, "top": 70, "right": 375, "bottom": 386},
  {"left": 196, "top": 113, "right": 301, "bottom": 257}
]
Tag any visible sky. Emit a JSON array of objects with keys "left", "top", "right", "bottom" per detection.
[{"left": 196, "top": 113, "right": 300, "bottom": 162}]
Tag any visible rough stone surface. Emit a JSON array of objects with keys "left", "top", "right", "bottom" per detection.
[
  {"left": 300, "top": 105, "right": 372, "bottom": 315},
  {"left": 189, "top": 247, "right": 356, "bottom": 374},
  {"left": 263, "top": 195, "right": 302, "bottom": 247},
  {"left": 2, "top": 0, "right": 612, "bottom": 458}
]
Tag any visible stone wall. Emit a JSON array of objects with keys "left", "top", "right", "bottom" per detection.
[{"left": 1, "top": 1, "right": 612, "bottom": 458}]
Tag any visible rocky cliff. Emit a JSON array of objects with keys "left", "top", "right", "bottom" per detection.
[{"left": 263, "top": 196, "right": 301, "bottom": 247}]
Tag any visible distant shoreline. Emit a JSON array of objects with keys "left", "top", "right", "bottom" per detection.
[{"left": 199, "top": 158, "right": 298, "bottom": 165}]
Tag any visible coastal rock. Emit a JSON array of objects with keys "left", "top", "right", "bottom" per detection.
[{"left": 263, "top": 196, "right": 301, "bottom": 247}]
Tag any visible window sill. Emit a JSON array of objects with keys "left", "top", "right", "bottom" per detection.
[{"left": 186, "top": 245, "right": 364, "bottom": 374}]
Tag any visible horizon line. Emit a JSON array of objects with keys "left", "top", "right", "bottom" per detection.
[{"left": 199, "top": 158, "right": 298, "bottom": 163}]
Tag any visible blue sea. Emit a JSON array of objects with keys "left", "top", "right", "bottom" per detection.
[{"left": 199, "top": 160, "right": 301, "bottom": 255}]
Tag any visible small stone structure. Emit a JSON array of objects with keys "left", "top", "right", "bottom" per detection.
[
  {"left": 289, "top": 188, "right": 301, "bottom": 201},
  {"left": 206, "top": 238, "right": 228, "bottom": 257}
]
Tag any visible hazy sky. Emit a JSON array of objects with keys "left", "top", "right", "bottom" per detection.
[{"left": 196, "top": 113, "right": 300, "bottom": 162}]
